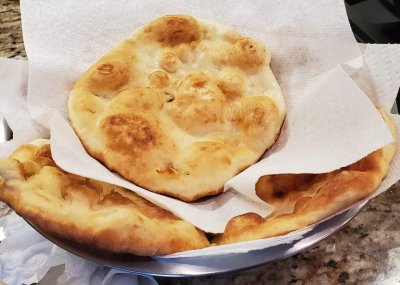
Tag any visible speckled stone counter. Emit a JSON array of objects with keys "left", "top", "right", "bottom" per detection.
[
  {"left": 0, "top": 0, "right": 26, "bottom": 59},
  {"left": 1, "top": 1, "right": 400, "bottom": 284}
]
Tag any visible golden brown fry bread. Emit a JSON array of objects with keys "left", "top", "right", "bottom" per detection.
[
  {"left": 68, "top": 14, "right": 286, "bottom": 202},
  {"left": 217, "top": 109, "right": 396, "bottom": 244},
  {"left": 0, "top": 141, "right": 209, "bottom": 256}
]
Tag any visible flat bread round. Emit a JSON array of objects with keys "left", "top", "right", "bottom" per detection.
[
  {"left": 68, "top": 14, "right": 286, "bottom": 202},
  {"left": 217, "top": 109, "right": 396, "bottom": 245},
  {"left": 0, "top": 141, "right": 209, "bottom": 256}
]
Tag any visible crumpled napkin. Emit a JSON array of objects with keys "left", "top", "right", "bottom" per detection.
[
  {"left": 0, "top": 212, "right": 158, "bottom": 285},
  {"left": 0, "top": 58, "right": 47, "bottom": 157}
]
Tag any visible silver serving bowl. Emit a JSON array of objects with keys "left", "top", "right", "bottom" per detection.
[{"left": 24, "top": 200, "right": 368, "bottom": 277}]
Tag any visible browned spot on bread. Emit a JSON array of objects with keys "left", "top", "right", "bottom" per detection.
[
  {"left": 9, "top": 144, "right": 37, "bottom": 162},
  {"left": 256, "top": 174, "right": 317, "bottom": 205},
  {"left": 170, "top": 94, "right": 220, "bottom": 130},
  {"left": 192, "top": 79, "right": 206, "bottom": 88},
  {"left": 34, "top": 145, "right": 57, "bottom": 167},
  {"left": 217, "top": 68, "right": 245, "bottom": 100},
  {"left": 99, "top": 190, "right": 134, "bottom": 206},
  {"left": 101, "top": 113, "right": 161, "bottom": 154},
  {"left": 306, "top": 171, "right": 374, "bottom": 210},
  {"left": 232, "top": 37, "right": 266, "bottom": 72},
  {"left": 182, "top": 141, "right": 235, "bottom": 177},
  {"left": 238, "top": 96, "right": 280, "bottom": 153},
  {"left": 145, "top": 15, "right": 201, "bottom": 46},
  {"left": 148, "top": 70, "right": 169, "bottom": 88},
  {"left": 222, "top": 213, "right": 263, "bottom": 239},
  {"left": 180, "top": 72, "right": 209, "bottom": 88},
  {"left": 241, "top": 96, "right": 278, "bottom": 131},
  {"left": 156, "top": 162, "right": 179, "bottom": 176},
  {"left": 346, "top": 148, "right": 384, "bottom": 173},
  {"left": 169, "top": 72, "right": 226, "bottom": 135},
  {"left": 293, "top": 196, "right": 312, "bottom": 213},
  {"left": 159, "top": 51, "right": 180, "bottom": 73},
  {"left": 88, "top": 60, "right": 130, "bottom": 97},
  {"left": 174, "top": 44, "right": 192, "bottom": 63},
  {"left": 109, "top": 87, "right": 164, "bottom": 112}
]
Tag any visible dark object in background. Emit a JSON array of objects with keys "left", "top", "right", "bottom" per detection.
[
  {"left": 345, "top": 0, "right": 399, "bottom": 112},
  {"left": 345, "top": 0, "right": 400, "bottom": 43}
]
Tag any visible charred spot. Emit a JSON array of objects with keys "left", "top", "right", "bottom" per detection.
[
  {"left": 164, "top": 91, "right": 175, "bottom": 102},
  {"left": 273, "top": 190, "right": 285, "bottom": 198},
  {"left": 239, "top": 39, "right": 257, "bottom": 53}
]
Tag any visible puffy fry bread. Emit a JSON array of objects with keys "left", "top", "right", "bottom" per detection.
[
  {"left": 0, "top": 140, "right": 209, "bottom": 256},
  {"left": 68, "top": 14, "right": 286, "bottom": 202},
  {"left": 217, "top": 110, "right": 396, "bottom": 244}
]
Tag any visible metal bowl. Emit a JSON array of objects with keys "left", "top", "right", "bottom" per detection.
[{"left": 25, "top": 200, "right": 368, "bottom": 277}]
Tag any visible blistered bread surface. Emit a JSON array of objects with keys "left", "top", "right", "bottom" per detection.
[
  {"left": 68, "top": 15, "right": 286, "bottom": 201},
  {"left": 0, "top": 141, "right": 209, "bottom": 256},
  {"left": 217, "top": 110, "right": 396, "bottom": 244}
]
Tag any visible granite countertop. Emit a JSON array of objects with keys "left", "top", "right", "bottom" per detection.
[{"left": 1, "top": 1, "right": 400, "bottom": 284}]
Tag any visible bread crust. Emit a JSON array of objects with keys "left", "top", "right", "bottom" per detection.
[
  {"left": 217, "top": 109, "right": 397, "bottom": 244},
  {"left": 0, "top": 142, "right": 209, "bottom": 256}
]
